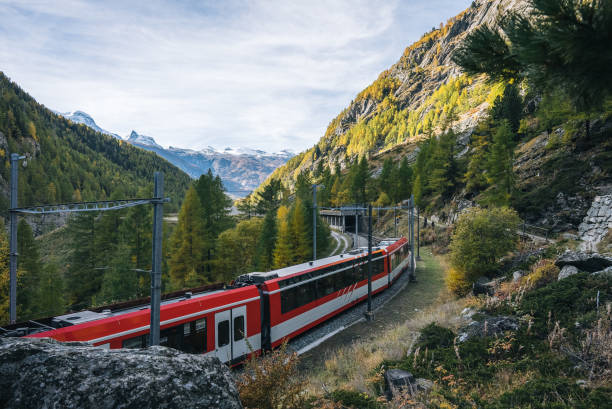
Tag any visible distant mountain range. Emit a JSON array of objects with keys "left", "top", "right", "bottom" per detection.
[{"left": 56, "top": 111, "right": 294, "bottom": 196}]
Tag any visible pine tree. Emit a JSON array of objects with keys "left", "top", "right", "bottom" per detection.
[
  {"left": 273, "top": 206, "right": 293, "bottom": 269},
  {"left": 0, "top": 219, "right": 11, "bottom": 324},
  {"left": 255, "top": 179, "right": 282, "bottom": 215},
  {"left": 255, "top": 210, "right": 277, "bottom": 271},
  {"left": 17, "top": 219, "right": 43, "bottom": 318},
  {"left": 289, "top": 199, "right": 311, "bottom": 263},
  {"left": 99, "top": 243, "right": 138, "bottom": 304},
  {"left": 351, "top": 156, "right": 369, "bottom": 204},
  {"left": 397, "top": 157, "right": 413, "bottom": 201},
  {"left": 215, "top": 218, "right": 264, "bottom": 281},
  {"left": 169, "top": 186, "right": 208, "bottom": 289},
  {"left": 465, "top": 131, "right": 491, "bottom": 194},
  {"left": 379, "top": 158, "right": 395, "bottom": 199},
  {"left": 66, "top": 213, "right": 99, "bottom": 309},
  {"left": 37, "top": 264, "right": 64, "bottom": 318},
  {"left": 428, "top": 130, "right": 460, "bottom": 201},
  {"left": 486, "top": 121, "right": 515, "bottom": 205}
]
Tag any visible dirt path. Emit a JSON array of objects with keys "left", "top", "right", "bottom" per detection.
[{"left": 297, "top": 247, "right": 447, "bottom": 372}]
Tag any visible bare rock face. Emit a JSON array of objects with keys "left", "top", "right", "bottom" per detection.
[
  {"left": 0, "top": 338, "right": 243, "bottom": 409},
  {"left": 578, "top": 195, "right": 612, "bottom": 252},
  {"left": 457, "top": 316, "right": 518, "bottom": 343},
  {"left": 555, "top": 251, "right": 612, "bottom": 273}
]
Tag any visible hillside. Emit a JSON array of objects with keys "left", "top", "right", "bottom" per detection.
[
  {"left": 252, "top": 0, "right": 611, "bottom": 235},
  {"left": 259, "top": 0, "right": 518, "bottom": 190},
  {"left": 0, "top": 72, "right": 191, "bottom": 215}
]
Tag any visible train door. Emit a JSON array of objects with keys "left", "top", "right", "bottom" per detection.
[
  {"left": 215, "top": 305, "right": 247, "bottom": 363},
  {"left": 215, "top": 310, "right": 231, "bottom": 362},
  {"left": 231, "top": 305, "right": 247, "bottom": 359}
]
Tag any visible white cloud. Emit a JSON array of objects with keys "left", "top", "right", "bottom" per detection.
[{"left": 0, "top": 0, "right": 472, "bottom": 152}]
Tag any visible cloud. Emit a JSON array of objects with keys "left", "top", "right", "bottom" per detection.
[{"left": 0, "top": 0, "right": 472, "bottom": 152}]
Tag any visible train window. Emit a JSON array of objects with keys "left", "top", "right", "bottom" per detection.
[
  {"left": 122, "top": 336, "right": 144, "bottom": 349},
  {"left": 318, "top": 275, "right": 335, "bottom": 297},
  {"left": 183, "top": 318, "right": 207, "bottom": 354},
  {"left": 195, "top": 318, "right": 206, "bottom": 332},
  {"left": 218, "top": 320, "right": 230, "bottom": 347},
  {"left": 184, "top": 323, "right": 191, "bottom": 336},
  {"left": 233, "top": 316, "right": 245, "bottom": 341}
]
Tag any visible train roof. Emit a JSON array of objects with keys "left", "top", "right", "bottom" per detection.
[{"left": 239, "top": 237, "right": 406, "bottom": 283}]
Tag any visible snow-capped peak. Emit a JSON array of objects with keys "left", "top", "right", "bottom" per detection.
[
  {"left": 55, "top": 109, "right": 122, "bottom": 140},
  {"left": 127, "top": 130, "right": 161, "bottom": 148}
]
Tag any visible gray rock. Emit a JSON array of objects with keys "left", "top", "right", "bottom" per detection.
[
  {"left": 592, "top": 266, "right": 612, "bottom": 277},
  {"left": 384, "top": 369, "right": 433, "bottom": 399},
  {"left": 457, "top": 316, "right": 518, "bottom": 343},
  {"left": 472, "top": 276, "right": 495, "bottom": 296},
  {"left": 0, "top": 337, "right": 243, "bottom": 409},
  {"left": 555, "top": 251, "right": 612, "bottom": 272},
  {"left": 558, "top": 265, "right": 579, "bottom": 280},
  {"left": 512, "top": 270, "right": 524, "bottom": 282}
]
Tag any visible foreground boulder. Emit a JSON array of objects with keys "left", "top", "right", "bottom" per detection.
[
  {"left": 0, "top": 338, "right": 243, "bottom": 409},
  {"left": 555, "top": 251, "right": 612, "bottom": 273}
]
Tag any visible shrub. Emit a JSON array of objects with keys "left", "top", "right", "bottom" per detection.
[
  {"left": 448, "top": 207, "right": 520, "bottom": 294},
  {"left": 237, "top": 342, "right": 306, "bottom": 409},
  {"left": 417, "top": 323, "right": 456, "bottom": 349},
  {"left": 446, "top": 266, "right": 472, "bottom": 296},
  {"left": 328, "top": 389, "right": 381, "bottom": 409},
  {"left": 522, "top": 259, "right": 559, "bottom": 289}
]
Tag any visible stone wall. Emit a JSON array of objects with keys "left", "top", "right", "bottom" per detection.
[{"left": 579, "top": 194, "right": 612, "bottom": 252}]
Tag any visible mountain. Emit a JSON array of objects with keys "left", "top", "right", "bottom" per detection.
[
  {"left": 260, "top": 0, "right": 521, "bottom": 192},
  {"left": 126, "top": 131, "right": 293, "bottom": 196},
  {"left": 55, "top": 110, "right": 122, "bottom": 140},
  {"left": 0, "top": 72, "right": 191, "bottom": 216},
  {"left": 253, "top": 0, "right": 611, "bottom": 233}
]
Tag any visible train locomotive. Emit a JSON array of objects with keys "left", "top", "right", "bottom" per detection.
[{"left": 6, "top": 237, "right": 412, "bottom": 365}]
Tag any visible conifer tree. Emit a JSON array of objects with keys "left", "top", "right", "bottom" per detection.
[
  {"left": 465, "top": 131, "right": 491, "bottom": 194},
  {"left": 255, "top": 210, "right": 277, "bottom": 271},
  {"left": 255, "top": 179, "right": 282, "bottom": 215},
  {"left": 351, "top": 156, "right": 369, "bottom": 204},
  {"left": 273, "top": 206, "right": 293, "bottom": 268},
  {"left": 169, "top": 186, "right": 208, "bottom": 289},
  {"left": 486, "top": 121, "right": 515, "bottom": 205},
  {"left": 397, "top": 157, "right": 413, "bottom": 201},
  {"left": 37, "top": 264, "right": 64, "bottom": 318},
  {"left": 429, "top": 130, "right": 460, "bottom": 201},
  {"left": 289, "top": 199, "right": 311, "bottom": 263},
  {"left": 0, "top": 220, "right": 11, "bottom": 324},
  {"left": 66, "top": 213, "right": 99, "bottom": 309},
  {"left": 17, "top": 219, "right": 42, "bottom": 318},
  {"left": 216, "top": 218, "right": 264, "bottom": 281},
  {"left": 100, "top": 243, "right": 138, "bottom": 303}
]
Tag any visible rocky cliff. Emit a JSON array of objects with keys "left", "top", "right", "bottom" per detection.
[
  {"left": 0, "top": 338, "right": 243, "bottom": 409},
  {"left": 259, "top": 0, "right": 526, "bottom": 190}
]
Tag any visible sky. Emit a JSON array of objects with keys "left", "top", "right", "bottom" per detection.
[{"left": 0, "top": 0, "right": 472, "bottom": 153}]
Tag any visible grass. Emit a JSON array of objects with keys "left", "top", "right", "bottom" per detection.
[{"left": 304, "top": 248, "right": 465, "bottom": 398}]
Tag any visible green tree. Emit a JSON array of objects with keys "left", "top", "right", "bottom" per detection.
[
  {"left": 168, "top": 186, "right": 209, "bottom": 289},
  {"left": 429, "top": 130, "right": 460, "bottom": 201},
  {"left": 66, "top": 213, "right": 99, "bottom": 309},
  {"left": 255, "top": 210, "right": 277, "bottom": 271},
  {"left": 465, "top": 130, "right": 491, "bottom": 194},
  {"left": 448, "top": 207, "right": 520, "bottom": 295},
  {"left": 490, "top": 83, "right": 523, "bottom": 134},
  {"left": 17, "top": 219, "right": 43, "bottom": 318},
  {"left": 216, "top": 218, "right": 264, "bottom": 281},
  {"left": 99, "top": 243, "right": 138, "bottom": 303},
  {"left": 453, "top": 0, "right": 612, "bottom": 135},
  {"left": 351, "top": 156, "right": 369, "bottom": 204},
  {"left": 37, "top": 264, "right": 64, "bottom": 318},
  {"left": 255, "top": 179, "right": 282, "bottom": 215},
  {"left": 273, "top": 206, "right": 293, "bottom": 269},
  {"left": 397, "top": 156, "right": 413, "bottom": 201},
  {"left": 289, "top": 199, "right": 311, "bottom": 263},
  {"left": 486, "top": 121, "right": 515, "bottom": 206},
  {"left": 0, "top": 220, "right": 11, "bottom": 324}
]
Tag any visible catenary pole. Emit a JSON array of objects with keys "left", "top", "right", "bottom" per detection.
[
  {"left": 365, "top": 204, "right": 373, "bottom": 321},
  {"left": 9, "top": 153, "right": 24, "bottom": 324},
  {"left": 416, "top": 205, "right": 421, "bottom": 260},
  {"left": 313, "top": 185, "right": 317, "bottom": 260},
  {"left": 149, "top": 172, "right": 164, "bottom": 346}
]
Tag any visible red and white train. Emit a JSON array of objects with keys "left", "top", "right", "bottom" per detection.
[{"left": 10, "top": 237, "right": 412, "bottom": 365}]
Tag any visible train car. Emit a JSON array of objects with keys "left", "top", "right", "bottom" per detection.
[
  {"left": 5, "top": 237, "right": 412, "bottom": 366},
  {"left": 237, "top": 237, "right": 411, "bottom": 349},
  {"left": 25, "top": 284, "right": 262, "bottom": 365}
]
